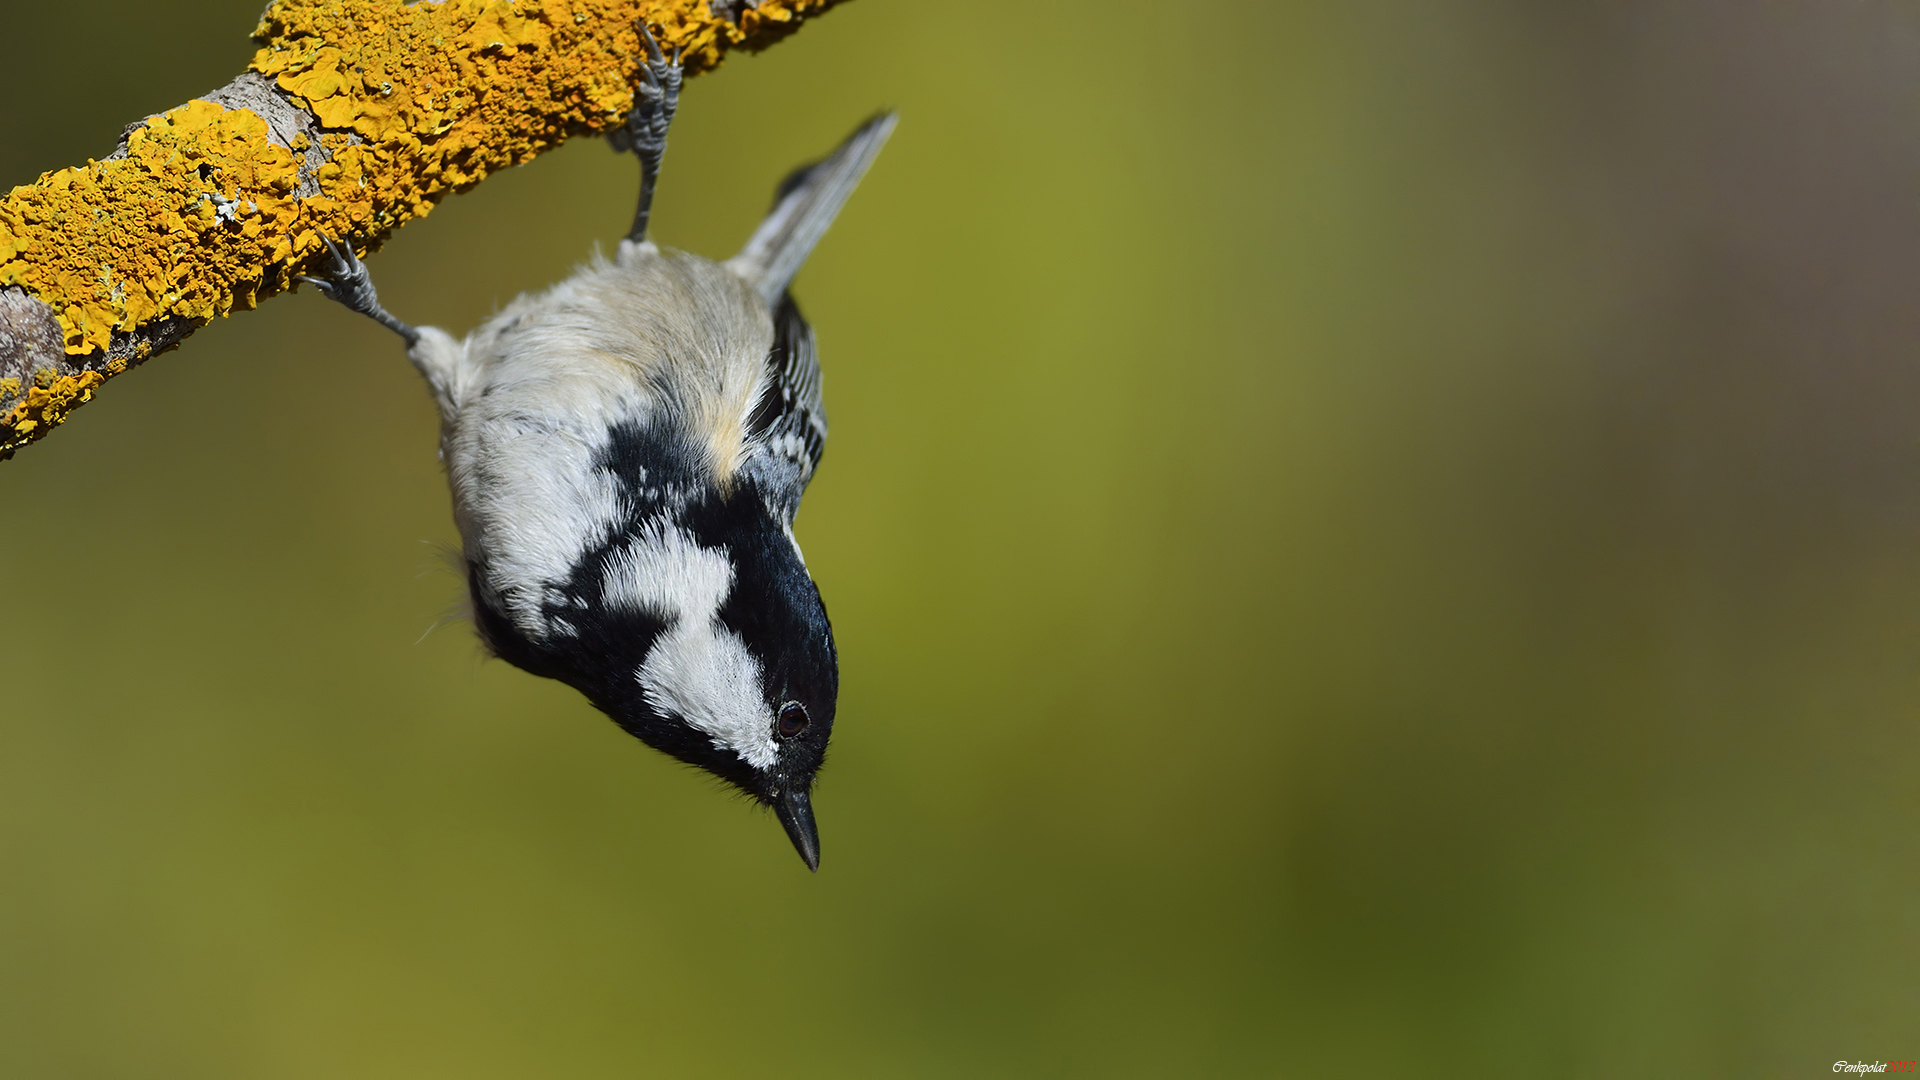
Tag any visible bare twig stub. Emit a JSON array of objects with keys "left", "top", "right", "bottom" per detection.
[{"left": 0, "top": 0, "right": 845, "bottom": 459}]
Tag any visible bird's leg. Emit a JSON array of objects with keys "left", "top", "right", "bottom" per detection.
[
  {"left": 299, "top": 236, "right": 420, "bottom": 347},
  {"left": 608, "top": 21, "right": 683, "bottom": 244}
]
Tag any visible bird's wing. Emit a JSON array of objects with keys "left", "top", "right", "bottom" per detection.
[{"left": 742, "top": 294, "right": 827, "bottom": 520}]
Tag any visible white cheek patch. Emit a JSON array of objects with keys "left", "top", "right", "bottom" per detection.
[
  {"left": 638, "top": 622, "right": 777, "bottom": 770},
  {"left": 603, "top": 526, "right": 779, "bottom": 770}
]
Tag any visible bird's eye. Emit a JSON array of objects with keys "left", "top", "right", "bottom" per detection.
[{"left": 776, "top": 702, "right": 810, "bottom": 740}]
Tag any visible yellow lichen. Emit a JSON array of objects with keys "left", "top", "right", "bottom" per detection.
[
  {"left": 0, "top": 100, "right": 309, "bottom": 355},
  {"left": 0, "top": 0, "right": 844, "bottom": 457},
  {"left": 0, "top": 369, "right": 106, "bottom": 455}
]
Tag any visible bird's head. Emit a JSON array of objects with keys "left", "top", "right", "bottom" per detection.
[{"left": 470, "top": 477, "right": 838, "bottom": 870}]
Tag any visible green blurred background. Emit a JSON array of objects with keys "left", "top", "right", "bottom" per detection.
[{"left": 4, "top": 1, "right": 1919, "bottom": 1074}]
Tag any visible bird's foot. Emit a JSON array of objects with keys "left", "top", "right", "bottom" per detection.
[
  {"left": 610, "top": 22, "right": 682, "bottom": 164},
  {"left": 612, "top": 22, "right": 682, "bottom": 242},
  {"left": 299, "top": 235, "right": 419, "bottom": 345}
]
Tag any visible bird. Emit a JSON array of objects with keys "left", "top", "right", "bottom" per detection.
[{"left": 302, "top": 23, "right": 895, "bottom": 871}]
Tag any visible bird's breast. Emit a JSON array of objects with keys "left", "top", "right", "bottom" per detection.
[{"left": 437, "top": 247, "right": 775, "bottom": 642}]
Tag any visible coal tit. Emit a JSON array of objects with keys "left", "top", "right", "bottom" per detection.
[{"left": 304, "top": 25, "right": 895, "bottom": 870}]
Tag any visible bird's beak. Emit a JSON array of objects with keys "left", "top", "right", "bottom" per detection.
[{"left": 774, "top": 787, "right": 821, "bottom": 872}]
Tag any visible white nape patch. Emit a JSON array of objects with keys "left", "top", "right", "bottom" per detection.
[
  {"left": 604, "top": 526, "right": 778, "bottom": 770},
  {"left": 602, "top": 523, "right": 731, "bottom": 620}
]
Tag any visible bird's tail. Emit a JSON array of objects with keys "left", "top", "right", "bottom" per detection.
[{"left": 727, "top": 111, "right": 898, "bottom": 307}]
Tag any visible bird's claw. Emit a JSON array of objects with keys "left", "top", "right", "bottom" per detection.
[
  {"left": 301, "top": 235, "right": 377, "bottom": 311},
  {"left": 637, "top": 20, "right": 682, "bottom": 72},
  {"left": 619, "top": 22, "right": 682, "bottom": 153},
  {"left": 299, "top": 234, "right": 419, "bottom": 344}
]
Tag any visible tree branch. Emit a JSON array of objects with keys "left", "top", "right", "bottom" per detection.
[{"left": 0, "top": 0, "right": 845, "bottom": 460}]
